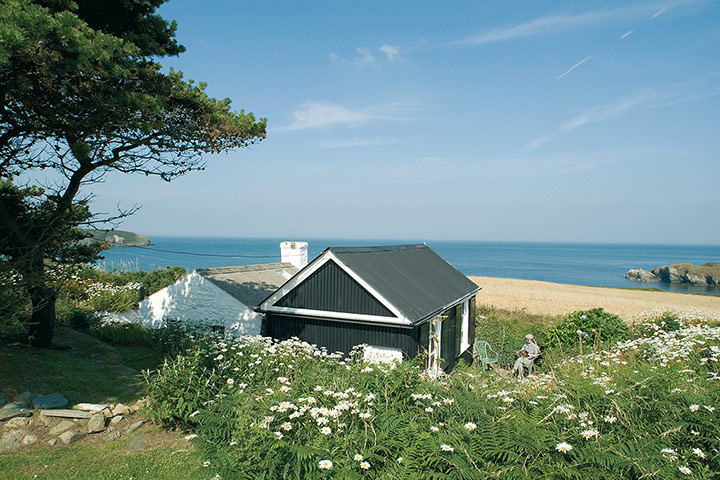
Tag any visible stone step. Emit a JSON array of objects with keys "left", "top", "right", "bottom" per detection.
[{"left": 40, "top": 409, "right": 92, "bottom": 419}]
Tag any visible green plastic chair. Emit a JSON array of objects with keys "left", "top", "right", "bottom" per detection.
[{"left": 473, "top": 340, "right": 499, "bottom": 370}]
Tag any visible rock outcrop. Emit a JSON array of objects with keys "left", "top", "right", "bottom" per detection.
[
  {"left": 624, "top": 269, "right": 660, "bottom": 282},
  {"left": 626, "top": 262, "right": 720, "bottom": 287}
]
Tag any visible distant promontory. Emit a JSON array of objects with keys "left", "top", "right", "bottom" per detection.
[
  {"left": 625, "top": 263, "right": 720, "bottom": 287},
  {"left": 80, "top": 229, "right": 151, "bottom": 247}
]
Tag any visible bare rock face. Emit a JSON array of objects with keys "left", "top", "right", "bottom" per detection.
[
  {"left": 685, "top": 273, "right": 709, "bottom": 286},
  {"left": 625, "top": 269, "right": 660, "bottom": 282},
  {"left": 652, "top": 265, "right": 688, "bottom": 283}
]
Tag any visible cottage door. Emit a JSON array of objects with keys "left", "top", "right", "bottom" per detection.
[{"left": 427, "top": 316, "right": 442, "bottom": 377}]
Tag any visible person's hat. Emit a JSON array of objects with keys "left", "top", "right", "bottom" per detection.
[{"left": 525, "top": 334, "right": 534, "bottom": 340}]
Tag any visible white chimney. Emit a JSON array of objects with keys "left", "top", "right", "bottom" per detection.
[{"left": 280, "top": 241, "right": 308, "bottom": 269}]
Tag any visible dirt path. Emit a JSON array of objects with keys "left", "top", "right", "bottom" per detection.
[{"left": 469, "top": 276, "right": 720, "bottom": 320}]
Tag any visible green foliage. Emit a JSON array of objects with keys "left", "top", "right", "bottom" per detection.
[
  {"left": 1, "top": 0, "right": 265, "bottom": 346},
  {"left": 474, "top": 305, "right": 557, "bottom": 366},
  {"left": 544, "top": 308, "right": 630, "bottom": 351},
  {"left": 143, "top": 349, "right": 221, "bottom": 428},
  {"left": 139, "top": 312, "right": 720, "bottom": 478}
]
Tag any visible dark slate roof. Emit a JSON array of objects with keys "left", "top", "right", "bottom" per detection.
[
  {"left": 328, "top": 244, "right": 479, "bottom": 324},
  {"left": 197, "top": 263, "right": 299, "bottom": 309}
]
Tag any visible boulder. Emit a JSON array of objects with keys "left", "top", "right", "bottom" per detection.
[
  {"left": 48, "top": 438, "right": 58, "bottom": 446},
  {"left": 625, "top": 269, "right": 660, "bottom": 282},
  {"left": 111, "top": 404, "right": 131, "bottom": 416},
  {"left": 0, "top": 403, "right": 32, "bottom": 422},
  {"left": 13, "top": 391, "right": 36, "bottom": 404},
  {"left": 0, "top": 429, "right": 27, "bottom": 454},
  {"left": 49, "top": 420, "right": 76, "bottom": 436},
  {"left": 22, "top": 434, "right": 38, "bottom": 446},
  {"left": 32, "top": 393, "right": 69, "bottom": 410},
  {"left": 59, "top": 431, "right": 82, "bottom": 445},
  {"left": 6, "top": 417, "right": 30, "bottom": 428},
  {"left": 88, "top": 413, "right": 106, "bottom": 433},
  {"left": 111, "top": 415, "right": 124, "bottom": 425},
  {"left": 125, "top": 420, "right": 144, "bottom": 435}
]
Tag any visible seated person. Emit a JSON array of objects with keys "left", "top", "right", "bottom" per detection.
[{"left": 512, "top": 334, "right": 540, "bottom": 379}]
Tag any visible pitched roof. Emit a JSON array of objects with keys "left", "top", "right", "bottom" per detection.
[
  {"left": 259, "top": 244, "right": 479, "bottom": 325},
  {"left": 328, "top": 244, "right": 479, "bottom": 323},
  {"left": 197, "top": 263, "right": 299, "bottom": 308}
]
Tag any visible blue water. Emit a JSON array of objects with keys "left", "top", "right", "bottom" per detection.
[{"left": 98, "top": 237, "right": 720, "bottom": 295}]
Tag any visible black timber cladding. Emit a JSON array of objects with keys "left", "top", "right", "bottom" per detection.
[
  {"left": 266, "top": 313, "right": 418, "bottom": 356},
  {"left": 274, "top": 260, "right": 395, "bottom": 317},
  {"left": 329, "top": 244, "right": 479, "bottom": 324}
]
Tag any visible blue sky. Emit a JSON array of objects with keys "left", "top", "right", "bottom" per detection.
[{"left": 90, "top": 0, "right": 720, "bottom": 243}]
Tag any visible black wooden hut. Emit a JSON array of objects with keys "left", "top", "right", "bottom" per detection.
[{"left": 257, "top": 244, "right": 480, "bottom": 373}]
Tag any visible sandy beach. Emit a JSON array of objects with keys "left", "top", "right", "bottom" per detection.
[{"left": 469, "top": 276, "right": 720, "bottom": 320}]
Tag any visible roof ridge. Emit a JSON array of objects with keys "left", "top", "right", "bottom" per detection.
[
  {"left": 327, "top": 244, "right": 427, "bottom": 254},
  {"left": 198, "top": 262, "right": 296, "bottom": 276}
]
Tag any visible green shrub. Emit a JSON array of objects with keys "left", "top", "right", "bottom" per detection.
[
  {"left": 55, "top": 298, "right": 96, "bottom": 330},
  {"left": 474, "top": 305, "right": 556, "bottom": 367},
  {"left": 92, "top": 321, "right": 155, "bottom": 348},
  {"left": 544, "top": 308, "right": 629, "bottom": 351},
  {"left": 143, "top": 349, "right": 220, "bottom": 428}
]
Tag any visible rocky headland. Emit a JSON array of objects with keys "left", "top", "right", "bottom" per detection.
[
  {"left": 625, "top": 262, "right": 720, "bottom": 287},
  {"left": 79, "top": 229, "right": 151, "bottom": 247}
]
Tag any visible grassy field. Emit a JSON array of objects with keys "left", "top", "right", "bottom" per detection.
[
  {"left": 0, "top": 328, "right": 158, "bottom": 405},
  {"left": 0, "top": 328, "right": 200, "bottom": 480}
]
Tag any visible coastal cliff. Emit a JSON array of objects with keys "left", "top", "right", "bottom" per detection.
[{"left": 625, "top": 263, "right": 720, "bottom": 286}]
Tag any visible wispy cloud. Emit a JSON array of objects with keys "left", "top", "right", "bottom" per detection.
[
  {"left": 330, "top": 44, "right": 403, "bottom": 66},
  {"left": 522, "top": 80, "right": 720, "bottom": 152},
  {"left": 652, "top": 7, "right": 669, "bottom": 18},
  {"left": 453, "top": 6, "right": 647, "bottom": 45},
  {"left": 620, "top": 30, "right": 634, "bottom": 39},
  {"left": 355, "top": 47, "right": 376, "bottom": 65},
  {"left": 277, "top": 102, "right": 412, "bottom": 131},
  {"left": 555, "top": 55, "right": 593, "bottom": 81},
  {"left": 318, "top": 138, "right": 399, "bottom": 149},
  {"left": 451, "top": 2, "right": 700, "bottom": 46},
  {"left": 379, "top": 44, "right": 402, "bottom": 61}
]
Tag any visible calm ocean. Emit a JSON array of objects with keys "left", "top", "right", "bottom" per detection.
[{"left": 99, "top": 237, "right": 720, "bottom": 295}]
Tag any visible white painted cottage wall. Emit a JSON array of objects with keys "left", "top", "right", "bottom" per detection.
[{"left": 132, "top": 272, "right": 262, "bottom": 336}]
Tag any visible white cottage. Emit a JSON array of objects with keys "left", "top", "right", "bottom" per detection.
[{"left": 113, "top": 242, "right": 307, "bottom": 336}]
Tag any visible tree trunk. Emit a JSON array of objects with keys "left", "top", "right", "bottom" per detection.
[{"left": 27, "top": 285, "right": 58, "bottom": 348}]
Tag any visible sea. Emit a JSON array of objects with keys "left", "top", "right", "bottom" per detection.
[{"left": 98, "top": 237, "right": 720, "bottom": 296}]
